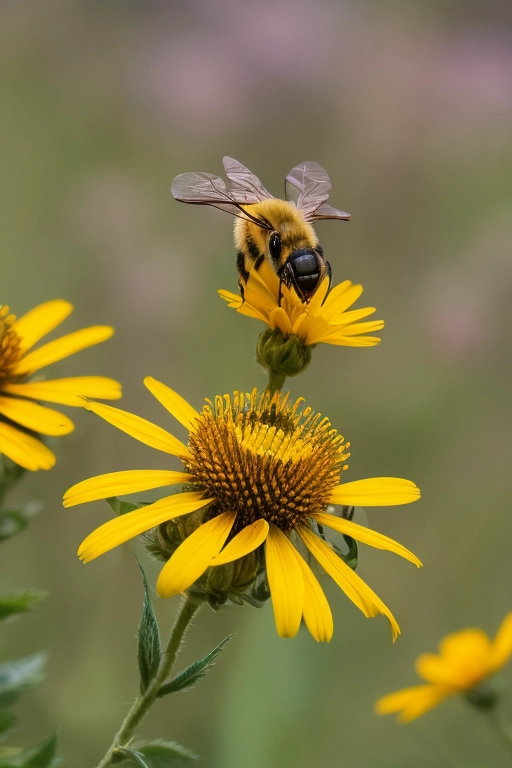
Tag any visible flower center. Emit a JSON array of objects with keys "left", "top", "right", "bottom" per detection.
[
  {"left": 0, "top": 306, "right": 22, "bottom": 387},
  {"left": 186, "top": 390, "right": 350, "bottom": 533}
]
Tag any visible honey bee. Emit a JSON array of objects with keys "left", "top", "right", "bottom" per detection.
[{"left": 171, "top": 157, "right": 351, "bottom": 302}]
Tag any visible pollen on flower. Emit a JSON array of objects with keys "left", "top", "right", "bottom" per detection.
[
  {"left": 185, "top": 389, "right": 350, "bottom": 534},
  {"left": 0, "top": 306, "right": 22, "bottom": 386}
]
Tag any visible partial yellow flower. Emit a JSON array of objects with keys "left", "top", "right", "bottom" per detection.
[
  {"left": 0, "top": 301, "right": 121, "bottom": 471},
  {"left": 375, "top": 613, "right": 512, "bottom": 722},
  {"left": 64, "top": 380, "right": 421, "bottom": 642},
  {"left": 219, "top": 258, "right": 384, "bottom": 348}
]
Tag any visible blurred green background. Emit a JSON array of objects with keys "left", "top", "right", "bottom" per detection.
[{"left": 2, "top": 1, "right": 512, "bottom": 765}]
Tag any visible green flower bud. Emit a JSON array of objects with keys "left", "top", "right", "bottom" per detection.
[{"left": 256, "top": 327, "right": 312, "bottom": 378}]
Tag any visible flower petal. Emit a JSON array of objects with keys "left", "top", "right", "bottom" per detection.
[
  {"left": 0, "top": 422, "right": 55, "bottom": 470},
  {"left": 269, "top": 307, "right": 294, "bottom": 335},
  {"left": 85, "top": 401, "right": 192, "bottom": 459},
  {"left": 298, "top": 526, "right": 400, "bottom": 641},
  {"left": 63, "top": 469, "right": 193, "bottom": 507},
  {"left": 312, "top": 512, "right": 422, "bottom": 568},
  {"left": 320, "top": 281, "right": 363, "bottom": 319},
  {"left": 329, "top": 478, "right": 421, "bottom": 507},
  {"left": 292, "top": 547, "right": 333, "bottom": 642},
  {"left": 211, "top": 519, "right": 269, "bottom": 565},
  {"left": 78, "top": 491, "right": 210, "bottom": 563},
  {"left": 490, "top": 613, "right": 512, "bottom": 672},
  {"left": 0, "top": 396, "right": 74, "bottom": 436},
  {"left": 375, "top": 684, "right": 450, "bottom": 723},
  {"left": 265, "top": 525, "right": 304, "bottom": 639},
  {"left": 13, "top": 300, "right": 73, "bottom": 352},
  {"left": 156, "top": 512, "right": 236, "bottom": 597},
  {"left": 3, "top": 377, "right": 122, "bottom": 407},
  {"left": 144, "top": 377, "right": 199, "bottom": 431},
  {"left": 16, "top": 326, "right": 114, "bottom": 375},
  {"left": 218, "top": 289, "right": 242, "bottom": 308}
]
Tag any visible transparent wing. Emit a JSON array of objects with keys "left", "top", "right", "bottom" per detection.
[
  {"left": 285, "top": 161, "right": 351, "bottom": 221},
  {"left": 223, "top": 156, "right": 273, "bottom": 202}
]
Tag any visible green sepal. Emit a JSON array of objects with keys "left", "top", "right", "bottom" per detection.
[
  {"left": 0, "top": 653, "right": 47, "bottom": 709},
  {"left": 0, "top": 712, "right": 17, "bottom": 741},
  {"left": 0, "top": 733, "right": 59, "bottom": 767},
  {"left": 157, "top": 634, "right": 234, "bottom": 698},
  {"left": 0, "top": 504, "right": 41, "bottom": 544},
  {"left": 107, "top": 499, "right": 151, "bottom": 517},
  {"left": 333, "top": 535, "right": 358, "bottom": 571},
  {"left": 0, "top": 591, "right": 48, "bottom": 622},
  {"left": 114, "top": 740, "right": 197, "bottom": 766},
  {"left": 137, "top": 566, "right": 161, "bottom": 694}
]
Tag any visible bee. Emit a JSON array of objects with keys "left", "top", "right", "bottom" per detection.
[{"left": 171, "top": 157, "right": 351, "bottom": 303}]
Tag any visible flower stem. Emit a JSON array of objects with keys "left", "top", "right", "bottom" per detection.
[
  {"left": 94, "top": 596, "right": 201, "bottom": 768},
  {"left": 487, "top": 707, "right": 512, "bottom": 757},
  {"left": 267, "top": 369, "right": 286, "bottom": 395}
]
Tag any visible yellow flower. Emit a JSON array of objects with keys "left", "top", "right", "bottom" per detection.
[
  {"left": 63, "top": 380, "right": 421, "bottom": 642},
  {"left": 0, "top": 301, "right": 121, "bottom": 471},
  {"left": 375, "top": 613, "right": 512, "bottom": 722},
  {"left": 219, "top": 258, "right": 384, "bottom": 348}
]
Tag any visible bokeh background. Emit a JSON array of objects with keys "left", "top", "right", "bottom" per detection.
[{"left": 2, "top": 1, "right": 512, "bottom": 765}]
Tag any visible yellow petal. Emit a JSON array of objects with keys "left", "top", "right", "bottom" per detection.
[
  {"left": 0, "top": 422, "right": 55, "bottom": 471},
  {"left": 305, "top": 277, "right": 330, "bottom": 314},
  {"left": 218, "top": 289, "right": 242, "bottom": 308},
  {"left": 312, "top": 333, "right": 382, "bottom": 347},
  {"left": 16, "top": 326, "right": 114, "bottom": 375},
  {"left": 292, "top": 547, "right": 333, "bottom": 642},
  {"left": 414, "top": 652, "right": 481, "bottom": 690},
  {"left": 78, "top": 491, "right": 210, "bottom": 563},
  {"left": 265, "top": 525, "right": 304, "bottom": 639},
  {"left": 375, "top": 684, "right": 449, "bottom": 723},
  {"left": 326, "top": 306, "right": 377, "bottom": 326},
  {"left": 298, "top": 526, "right": 400, "bottom": 641},
  {"left": 211, "top": 519, "right": 269, "bottom": 565},
  {"left": 3, "top": 377, "right": 122, "bottom": 407},
  {"left": 329, "top": 478, "right": 421, "bottom": 507},
  {"left": 144, "top": 377, "right": 199, "bottom": 431},
  {"left": 439, "top": 628, "right": 492, "bottom": 663},
  {"left": 156, "top": 512, "right": 235, "bottom": 597},
  {"left": 63, "top": 469, "right": 193, "bottom": 507},
  {"left": 0, "top": 396, "right": 74, "bottom": 436},
  {"left": 312, "top": 512, "right": 422, "bottom": 568},
  {"left": 490, "top": 613, "right": 512, "bottom": 672},
  {"left": 13, "top": 300, "right": 73, "bottom": 352},
  {"left": 320, "top": 281, "right": 363, "bottom": 319},
  {"left": 85, "top": 401, "right": 192, "bottom": 459}
]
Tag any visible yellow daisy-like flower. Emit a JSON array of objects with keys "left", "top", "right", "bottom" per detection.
[
  {"left": 219, "top": 258, "right": 384, "bottom": 348},
  {"left": 64, "top": 379, "right": 421, "bottom": 642},
  {"left": 0, "top": 301, "right": 121, "bottom": 471},
  {"left": 375, "top": 613, "right": 512, "bottom": 722}
]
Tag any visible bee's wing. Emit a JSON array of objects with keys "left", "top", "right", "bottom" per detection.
[
  {"left": 223, "top": 156, "right": 273, "bottom": 202},
  {"left": 286, "top": 162, "right": 351, "bottom": 221}
]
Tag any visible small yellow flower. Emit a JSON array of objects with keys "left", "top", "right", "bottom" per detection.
[
  {"left": 63, "top": 379, "right": 421, "bottom": 642},
  {"left": 219, "top": 258, "right": 384, "bottom": 348},
  {"left": 375, "top": 613, "right": 512, "bottom": 722},
  {"left": 0, "top": 301, "right": 121, "bottom": 471}
]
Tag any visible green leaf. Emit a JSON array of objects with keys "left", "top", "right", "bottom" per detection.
[
  {"left": 116, "top": 740, "right": 198, "bottom": 767},
  {"left": 107, "top": 499, "right": 151, "bottom": 517},
  {"left": 157, "top": 634, "right": 234, "bottom": 698},
  {"left": 0, "top": 590, "right": 48, "bottom": 621},
  {"left": 0, "top": 712, "right": 17, "bottom": 740},
  {"left": 137, "top": 566, "right": 161, "bottom": 694},
  {"left": 0, "top": 503, "right": 41, "bottom": 544},
  {"left": 0, "top": 734, "right": 59, "bottom": 767},
  {"left": 0, "top": 653, "right": 47, "bottom": 708}
]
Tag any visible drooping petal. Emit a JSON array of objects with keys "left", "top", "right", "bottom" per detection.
[
  {"left": 218, "top": 289, "right": 243, "bottom": 308},
  {"left": 329, "top": 478, "right": 421, "bottom": 507},
  {"left": 156, "top": 512, "right": 236, "bottom": 597},
  {"left": 312, "top": 512, "right": 422, "bottom": 568},
  {"left": 490, "top": 613, "right": 512, "bottom": 673},
  {"left": 292, "top": 546, "right": 333, "bottom": 642},
  {"left": 85, "top": 401, "right": 192, "bottom": 459},
  {"left": 13, "top": 300, "right": 73, "bottom": 352},
  {"left": 298, "top": 526, "right": 400, "bottom": 641},
  {"left": 16, "top": 326, "right": 114, "bottom": 375},
  {"left": 265, "top": 525, "right": 304, "bottom": 639},
  {"left": 0, "top": 422, "right": 55, "bottom": 471},
  {"left": 144, "top": 377, "right": 199, "bottom": 431},
  {"left": 3, "top": 377, "right": 122, "bottom": 407},
  {"left": 0, "top": 396, "right": 74, "bottom": 436},
  {"left": 63, "top": 469, "right": 193, "bottom": 507},
  {"left": 77, "top": 491, "right": 210, "bottom": 563},
  {"left": 211, "top": 519, "right": 269, "bottom": 565},
  {"left": 375, "top": 684, "right": 450, "bottom": 723}
]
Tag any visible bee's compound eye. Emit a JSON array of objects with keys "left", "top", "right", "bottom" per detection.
[{"left": 269, "top": 232, "right": 282, "bottom": 263}]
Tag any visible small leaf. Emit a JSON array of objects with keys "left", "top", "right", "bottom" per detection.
[
  {"left": 0, "top": 733, "right": 58, "bottom": 767},
  {"left": 107, "top": 499, "right": 151, "bottom": 517},
  {"left": 333, "top": 536, "right": 358, "bottom": 571},
  {"left": 113, "top": 748, "right": 149, "bottom": 768},
  {"left": 0, "top": 591, "right": 48, "bottom": 622},
  {"left": 158, "top": 634, "right": 234, "bottom": 697},
  {"left": 130, "top": 740, "right": 197, "bottom": 766},
  {"left": 0, "top": 653, "right": 47, "bottom": 708},
  {"left": 0, "top": 712, "right": 17, "bottom": 740},
  {"left": 137, "top": 566, "right": 161, "bottom": 694},
  {"left": 0, "top": 503, "right": 41, "bottom": 543}
]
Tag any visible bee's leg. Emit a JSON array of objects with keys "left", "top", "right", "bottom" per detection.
[{"left": 322, "top": 260, "right": 332, "bottom": 305}]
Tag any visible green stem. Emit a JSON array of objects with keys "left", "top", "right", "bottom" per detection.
[
  {"left": 267, "top": 369, "right": 286, "bottom": 395},
  {"left": 487, "top": 708, "right": 512, "bottom": 759},
  {"left": 94, "top": 596, "right": 201, "bottom": 768}
]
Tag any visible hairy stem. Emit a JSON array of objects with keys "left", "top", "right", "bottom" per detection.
[
  {"left": 267, "top": 369, "right": 286, "bottom": 395},
  {"left": 94, "top": 597, "right": 201, "bottom": 768}
]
